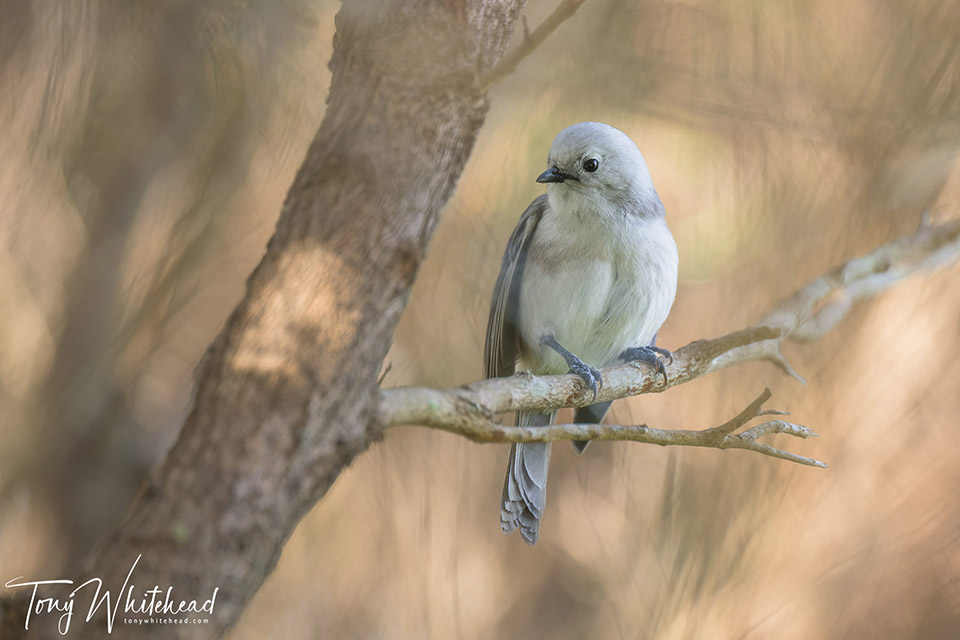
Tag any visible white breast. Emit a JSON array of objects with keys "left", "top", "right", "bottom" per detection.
[{"left": 517, "top": 204, "right": 678, "bottom": 375}]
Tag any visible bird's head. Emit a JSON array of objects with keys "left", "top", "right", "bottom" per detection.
[{"left": 537, "top": 122, "right": 662, "bottom": 218}]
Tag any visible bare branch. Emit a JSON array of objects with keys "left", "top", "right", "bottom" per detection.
[
  {"left": 390, "top": 387, "right": 826, "bottom": 468},
  {"left": 480, "top": 0, "right": 587, "bottom": 90},
  {"left": 721, "top": 420, "right": 824, "bottom": 468},
  {"left": 700, "top": 387, "right": 775, "bottom": 438},
  {"left": 768, "top": 217, "right": 960, "bottom": 340},
  {"left": 379, "top": 218, "right": 960, "bottom": 465}
]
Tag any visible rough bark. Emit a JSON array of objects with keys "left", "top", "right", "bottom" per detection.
[{"left": 2, "top": 2, "right": 525, "bottom": 638}]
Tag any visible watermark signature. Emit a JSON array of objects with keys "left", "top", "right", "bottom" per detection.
[{"left": 3, "top": 555, "right": 219, "bottom": 635}]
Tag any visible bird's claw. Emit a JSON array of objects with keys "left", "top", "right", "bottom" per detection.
[
  {"left": 620, "top": 346, "right": 670, "bottom": 384},
  {"left": 569, "top": 360, "right": 602, "bottom": 399},
  {"left": 648, "top": 345, "right": 673, "bottom": 364}
]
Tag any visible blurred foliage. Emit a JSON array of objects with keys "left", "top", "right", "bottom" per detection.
[{"left": 2, "top": 1, "right": 960, "bottom": 638}]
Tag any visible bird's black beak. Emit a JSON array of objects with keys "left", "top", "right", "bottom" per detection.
[{"left": 536, "top": 166, "right": 578, "bottom": 183}]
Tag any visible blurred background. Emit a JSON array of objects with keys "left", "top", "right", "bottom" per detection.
[{"left": 2, "top": 1, "right": 960, "bottom": 638}]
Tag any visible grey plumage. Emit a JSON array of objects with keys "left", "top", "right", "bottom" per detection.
[
  {"left": 571, "top": 401, "right": 612, "bottom": 454},
  {"left": 484, "top": 122, "right": 679, "bottom": 545},
  {"left": 500, "top": 411, "right": 554, "bottom": 543}
]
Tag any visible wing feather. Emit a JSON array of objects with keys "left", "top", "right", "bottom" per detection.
[{"left": 483, "top": 195, "right": 547, "bottom": 379}]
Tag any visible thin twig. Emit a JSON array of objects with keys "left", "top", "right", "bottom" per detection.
[
  {"left": 480, "top": 0, "right": 587, "bottom": 90},
  {"left": 701, "top": 387, "right": 773, "bottom": 438},
  {"left": 721, "top": 419, "right": 823, "bottom": 467},
  {"left": 377, "top": 362, "right": 393, "bottom": 386},
  {"left": 391, "top": 388, "right": 826, "bottom": 467}
]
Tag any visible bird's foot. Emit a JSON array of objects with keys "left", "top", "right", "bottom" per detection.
[
  {"left": 647, "top": 345, "right": 673, "bottom": 364},
  {"left": 568, "top": 358, "right": 602, "bottom": 399},
  {"left": 539, "top": 335, "right": 602, "bottom": 399},
  {"left": 620, "top": 346, "right": 670, "bottom": 384}
]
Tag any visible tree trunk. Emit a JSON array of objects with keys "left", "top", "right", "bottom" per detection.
[{"left": 4, "top": 2, "right": 524, "bottom": 638}]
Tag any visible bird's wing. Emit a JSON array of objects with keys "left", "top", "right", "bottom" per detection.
[{"left": 483, "top": 194, "right": 547, "bottom": 379}]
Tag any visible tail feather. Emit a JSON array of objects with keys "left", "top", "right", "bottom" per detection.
[
  {"left": 500, "top": 410, "right": 555, "bottom": 544},
  {"left": 571, "top": 401, "right": 613, "bottom": 454}
]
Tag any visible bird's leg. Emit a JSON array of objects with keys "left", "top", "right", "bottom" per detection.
[
  {"left": 540, "top": 335, "right": 602, "bottom": 398},
  {"left": 620, "top": 336, "right": 672, "bottom": 384}
]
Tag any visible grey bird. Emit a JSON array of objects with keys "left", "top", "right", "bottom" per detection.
[{"left": 483, "top": 122, "right": 679, "bottom": 545}]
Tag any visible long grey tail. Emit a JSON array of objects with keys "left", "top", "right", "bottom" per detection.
[{"left": 501, "top": 410, "right": 556, "bottom": 545}]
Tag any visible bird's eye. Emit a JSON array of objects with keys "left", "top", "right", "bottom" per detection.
[{"left": 583, "top": 157, "right": 600, "bottom": 173}]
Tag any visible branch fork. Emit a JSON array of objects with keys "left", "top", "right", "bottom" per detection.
[{"left": 431, "top": 387, "right": 827, "bottom": 468}]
